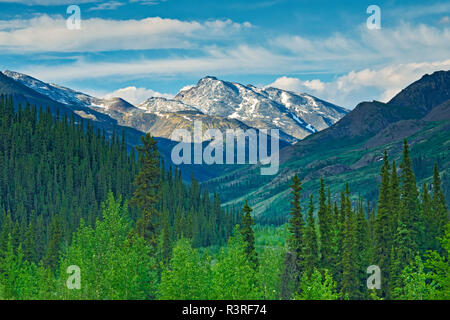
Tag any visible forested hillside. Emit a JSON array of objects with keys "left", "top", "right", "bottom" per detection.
[
  {"left": 0, "top": 95, "right": 448, "bottom": 300},
  {"left": 0, "top": 96, "right": 240, "bottom": 299},
  {"left": 203, "top": 71, "right": 450, "bottom": 223}
]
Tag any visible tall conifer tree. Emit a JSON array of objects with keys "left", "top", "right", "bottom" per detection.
[
  {"left": 131, "top": 133, "right": 162, "bottom": 249},
  {"left": 373, "top": 150, "right": 392, "bottom": 297},
  {"left": 341, "top": 184, "right": 358, "bottom": 299},
  {"left": 318, "top": 178, "right": 332, "bottom": 271},
  {"left": 303, "top": 195, "right": 319, "bottom": 275},
  {"left": 431, "top": 164, "right": 449, "bottom": 253},
  {"left": 240, "top": 200, "right": 258, "bottom": 268},
  {"left": 399, "top": 140, "right": 421, "bottom": 256},
  {"left": 288, "top": 174, "right": 305, "bottom": 271}
]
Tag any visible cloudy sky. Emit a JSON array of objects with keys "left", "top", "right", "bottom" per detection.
[{"left": 0, "top": 0, "right": 449, "bottom": 108}]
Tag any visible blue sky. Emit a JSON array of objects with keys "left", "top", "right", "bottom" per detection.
[{"left": 0, "top": 0, "right": 449, "bottom": 108}]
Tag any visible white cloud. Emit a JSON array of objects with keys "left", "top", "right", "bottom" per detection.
[
  {"left": 180, "top": 84, "right": 195, "bottom": 92},
  {"left": 0, "top": 15, "right": 251, "bottom": 52},
  {"left": 7, "top": 18, "right": 449, "bottom": 109},
  {"left": 440, "top": 16, "right": 450, "bottom": 24},
  {"left": 103, "top": 86, "right": 173, "bottom": 105},
  {"left": 129, "top": 0, "right": 167, "bottom": 5},
  {"left": 268, "top": 60, "right": 450, "bottom": 108},
  {"left": 267, "top": 77, "right": 325, "bottom": 93},
  {"left": 20, "top": 49, "right": 450, "bottom": 110},
  {"left": 0, "top": 0, "right": 98, "bottom": 4},
  {"left": 87, "top": 1, "right": 124, "bottom": 11},
  {"left": 0, "top": 0, "right": 168, "bottom": 6},
  {"left": 19, "top": 44, "right": 296, "bottom": 83},
  {"left": 387, "top": 3, "right": 450, "bottom": 20},
  {"left": 272, "top": 23, "right": 450, "bottom": 69}
]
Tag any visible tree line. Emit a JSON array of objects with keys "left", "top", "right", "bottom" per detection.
[
  {"left": 281, "top": 141, "right": 449, "bottom": 299},
  {"left": 158, "top": 140, "right": 449, "bottom": 300},
  {"left": 0, "top": 94, "right": 448, "bottom": 300},
  {"left": 0, "top": 96, "right": 240, "bottom": 299}
]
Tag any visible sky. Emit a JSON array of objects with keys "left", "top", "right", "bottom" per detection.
[{"left": 0, "top": 0, "right": 449, "bottom": 109}]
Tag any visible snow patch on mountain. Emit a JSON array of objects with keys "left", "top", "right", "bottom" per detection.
[
  {"left": 2, "top": 70, "right": 348, "bottom": 143},
  {"left": 170, "top": 76, "right": 348, "bottom": 140},
  {"left": 2, "top": 70, "right": 137, "bottom": 114}
]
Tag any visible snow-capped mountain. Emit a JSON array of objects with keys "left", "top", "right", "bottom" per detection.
[
  {"left": 139, "top": 97, "right": 200, "bottom": 113},
  {"left": 171, "top": 76, "right": 348, "bottom": 140},
  {"left": 2, "top": 70, "right": 137, "bottom": 114},
  {"left": 1, "top": 71, "right": 348, "bottom": 143},
  {"left": 1, "top": 71, "right": 251, "bottom": 141}
]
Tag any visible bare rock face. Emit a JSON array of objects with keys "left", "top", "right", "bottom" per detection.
[
  {"left": 2, "top": 70, "right": 137, "bottom": 115},
  {"left": 139, "top": 97, "right": 200, "bottom": 113},
  {"left": 172, "top": 76, "right": 348, "bottom": 141},
  {"left": 1, "top": 71, "right": 348, "bottom": 143}
]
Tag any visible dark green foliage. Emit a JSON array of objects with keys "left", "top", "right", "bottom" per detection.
[
  {"left": 317, "top": 178, "right": 333, "bottom": 271},
  {"left": 240, "top": 201, "right": 258, "bottom": 268},
  {"left": 390, "top": 160, "right": 401, "bottom": 236},
  {"left": 302, "top": 195, "right": 318, "bottom": 275},
  {"left": 131, "top": 133, "right": 162, "bottom": 248},
  {"left": 284, "top": 142, "right": 449, "bottom": 299},
  {"left": 355, "top": 197, "right": 370, "bottom": 299},
  {"left": 373, "top": 151, "right": 392, "bottom": 296},
  {"left": 42, "top": 215, "right": 63, "bottom": 270},
  {"left": 431, "top": 164, "right": 449, "bottom": 253},
  {"left": 287, "top": 174, "right": 305, "bottom": 271},
  {"left": 1, "top": 94, "right": 449, "bottom": 300},
  {"left": 0, "top": 96, "right": 138, "bottom": 265},
  {"left": 340, "top": 183, "right": 358, "bottom": 299},
  {"left": 399, "top": 140, "right": 422, "bottom": 256},
  {"left": 0, "top": 97, "right": 238, "bottom": 289}
]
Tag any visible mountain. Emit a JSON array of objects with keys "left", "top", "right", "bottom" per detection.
[
  {"left": 0, "top": 71, "right": 211, "bottom": 180},
  {"left": 139, "top": 96, "right": 199, "bottom": 113},
  {"left": 0, "top": 71, "right": 125, "bottom": 129},
  {"left": 1, "top": 70, "right": 347, "bottom": 146},
  {"left": 388, "top": 70, "right": 450, "bottom": 115},
  {"left": 202, "top": 70, "right": 450, "bottom": 222},
  {"left": 171, "top": 76, "right": 348, "bottom": 141},
  {"left": 1, "top": 68, "right": 449, "bottom": 219},
  {"left": 3, "top": 70, "right": 138, "bottom": 115},
  {"left": 0, "top": 71, "right": 276, "bottom": 181},
  {"left": 137, "top": 76, "right": 347, "bottom": 143}
]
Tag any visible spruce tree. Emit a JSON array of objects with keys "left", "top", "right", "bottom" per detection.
[
  {"left": 399, "top": 140, "right": 422, "bottom": 256},
  {"left": 160, "top": 211, "right": 172, "bottom": 266},
  {"left": 422, "top": 183, "right": 434, "bottom": 251},
  {"left": 43, "top": 215, "right": 63, "bottom": 271},
  {"left": 318, "top": 178, "right": 332, "bottom": 271},
  {"left": 240, "top": 200, "right": 258, "bottom": 268},
  {"left": 340, "top": 184, "right": 358, "bottom": 299},
  {"left": 431, "top": 164, "right": 449, "bottom": 253},
  {"left": 131, "top": 133, "right": 162, "bottom": 249},
  {"left": 355, "top": 197, "right": 369, "bottom": 299},
  {"left": 373, "top": 150, "right": 392, "bottom": 297},
  {"left": 389, "top": 142, "right": 423, "bottom": 298},
  {"left": 303, "top": 195, "right": 319, "bottom": 275},
  {"left": 390, "top": 160, "right": 400, "bottom": 234},
  {"left": 288, "top": 174, "right": 305, "bottom": 271}
]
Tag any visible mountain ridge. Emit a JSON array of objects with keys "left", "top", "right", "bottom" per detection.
[
  {"left": 172, "top": 75, "right": 348, "bottom": 141},
  {"left": 201, "top": 70, "right": 450, "bottom": 221},
  {"left": 1, "top": 71, "right": 348, "bottom": 145}
]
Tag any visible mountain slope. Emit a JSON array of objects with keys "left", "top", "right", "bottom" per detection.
[
  {"left": 2, "top": 71, "right": 348, "bottom": 146},
  {"left": 173, "top": 76, "right": 348, "bottom": 141},
  {"left": 388, "top": 70, "right": 450, "bottom": 115},
  {"left": 202, "top": 70, "right": 450, "bottom": 221},
  {"left": 3, "top": 70, "right": 138, "bottom": 115},
  {"left": 0, "top": 71, "right": 248, "bottom": 181},
  {"left": 0, "top": 71, "right": 120, "bottom": 128},
  {"left": 139, "top": 96, "right": 200, "bottom": 113}
]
